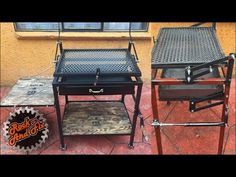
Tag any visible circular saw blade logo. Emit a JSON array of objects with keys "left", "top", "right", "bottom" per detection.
[{"left": 3, "top": 107, "right": 49, "bottom": 152}]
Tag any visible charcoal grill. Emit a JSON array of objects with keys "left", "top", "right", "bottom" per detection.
[
  {"left": 53, "top": 40, "right": 143, "bottom": 150},
  {"left": 151, "top": 23, "right": 235, "bottom": 154}
]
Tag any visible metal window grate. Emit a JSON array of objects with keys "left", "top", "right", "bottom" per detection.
[
  {"left": 152, "top": 27, "right": 225, "bottom": 67},
  {"left": 54, "top": 48, "right": 141, "bottom": 77}
]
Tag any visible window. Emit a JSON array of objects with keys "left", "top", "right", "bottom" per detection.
[
  {"left": 104, "top": 23, "right": 147, "bottom": 31},
  {"left": 15, "top": 22, "right": 148, "bottom": 32},
  {"left": 15, "top": 22, "right": 60, "bottom": 31},
  {"left": 63, "top": 23, "right": 102, "bottom": 30}
]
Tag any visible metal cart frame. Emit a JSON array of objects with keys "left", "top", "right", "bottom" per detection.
[
  {"left": 53, "top": 41, "right": 143, "bottom": 150},
  {"left": 151, "top": 22, "right": 235, "bottom": 154}
]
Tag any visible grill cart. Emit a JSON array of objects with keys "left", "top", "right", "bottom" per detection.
[{"left": 53, "top": 39, "right": 143, "bottom": 150}]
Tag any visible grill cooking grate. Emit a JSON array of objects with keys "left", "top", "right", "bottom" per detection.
[
  {"left": 54, "top": 48, "right": 141, "bottom": 77},
  {"left": 152, "top": 27, "right": 225, "bottom": 67}
]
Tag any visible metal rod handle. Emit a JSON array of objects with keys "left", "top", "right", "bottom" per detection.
[{"left": 152, "top": 120, "right": 225, "bottom": 127}]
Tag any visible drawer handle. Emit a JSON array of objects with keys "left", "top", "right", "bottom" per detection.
[{"left": 89, "top": 89, "right": 104, "bottom": 94}]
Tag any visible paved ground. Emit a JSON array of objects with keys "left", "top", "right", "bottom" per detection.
[{"left": 0, "top": 80, "right": 235, "bottom": 154}]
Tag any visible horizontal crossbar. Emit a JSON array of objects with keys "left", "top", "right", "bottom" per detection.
[{"left": 152, "top": 120, "right": 225, "bottom": 127}]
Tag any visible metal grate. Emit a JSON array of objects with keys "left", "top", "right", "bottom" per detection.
[
  {"left": 152, "top": 27, "right": 225, "bottom": 67},
  {"left": 54, "top": 48, "right": 141, "bottom": 77}
]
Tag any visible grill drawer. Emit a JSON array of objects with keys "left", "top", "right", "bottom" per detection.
[
  {"left": 158, "top": 68, "right": 223, "bottom": 100},
  {"left": 59, "top": 85, "right": 134, "bottom": 95}
]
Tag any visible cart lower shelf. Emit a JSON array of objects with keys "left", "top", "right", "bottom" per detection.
[{"left": 62, "top": 101, "right": 132, "bottom": 136}]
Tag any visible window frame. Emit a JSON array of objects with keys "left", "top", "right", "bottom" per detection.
[
  {"left": 14, "top": 22, "right": 149, "bottom": 32},
  {"left": 14, "top": 22, "right": 62, "bottom": 32}
]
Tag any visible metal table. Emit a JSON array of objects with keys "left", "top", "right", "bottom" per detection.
[
  {"left": 53, "top": 42, "right": 143, "bottom": 150},
  {"left": 151, "top": 24, "right": 235, "bottom": 154}
]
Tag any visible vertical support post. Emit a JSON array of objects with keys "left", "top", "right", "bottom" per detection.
[
  {"left": 53, "top": 84, "right": 66, "bottom": 150},
  {"left": 151, "top": 68, "right": 163, "bottom": 154},
  {"left": 151, "top": 82, "right": 163, "bottom": 154},
  {"left": 65, "top": 95, "right": 69, "bottom": 104},
  {"left": 218, "top": 56, "right": 234, "bottom": 154},
  {"left": 121, "top": 94, "right": 125, "bottom": 103},
  {"left": 128, "top": 22, "right": 132, "bottom": 52},
  {"left": 129, "top": 81, "right": 143, "bottom": 148}
]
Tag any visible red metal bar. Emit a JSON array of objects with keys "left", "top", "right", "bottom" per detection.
[
  {"left": 152, "top": 78, "right": 225, "bottom": 85},
  {"left": 151, "top": 84, "right": 163, "bottom": 154},
  {"left": 218, "top": 57, "right": 234, "bottom": 154}
]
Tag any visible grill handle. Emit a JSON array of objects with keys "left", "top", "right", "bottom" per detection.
[
  {"left": 89, "top": 89, "right": 104, "bottom": 94},
  {"left": 94, "top": 68, "right": 101, "bottom": 86}
]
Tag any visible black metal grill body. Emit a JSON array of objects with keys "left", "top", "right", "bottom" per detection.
[
  {"left": 53, "top": 45, "right": 143, "bottom": 150},
  {"left": 151, "top": 25, "right": 235, "bottom": 155},
  {"left": 152, "top": 27, "right": 225, "bottom": 68}
]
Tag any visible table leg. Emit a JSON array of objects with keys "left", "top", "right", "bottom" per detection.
[
  {"left": 53, "top": 85, "right": 66, "bottom": 150},
  {"left": 218, "top": 58, "right": 234, "bottom": 154},
  {"left": 65, "top": 95, "right": 69, "bottom": 104},
  {"left": 152, "top": 84, "right": 163, "bottom": 154},
  {"left": 121, "top": 94, "right": 125, "bottom": 103},
  {"left": 129, "top": 83, "right": 143, "bottom": 148}
]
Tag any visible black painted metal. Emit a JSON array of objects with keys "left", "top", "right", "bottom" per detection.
[
  {"left": 225, "top": 55, "right": 235, "bottom": 86},
  {"left": 191, "top": 101, "right": 224, "bottom": 112},
  {"left": 129, "top": 82, "right": 143, "bottom": 148},
  {"left": 189, "top": 92, "right": 224, "bottom": 112},
  {"left": 185, "top": 56, "right": 229, "bottom": 83},
  {"left": 152, "top": 27, "right": 225, "bottom": 68},
  {"left": 54, "top": 48, "right": 141, "bottom": 77},
  {"left": 52, "top": 41, "right": 143, "bottom": 150},
  {"left": 53, "top": 83, "right": 66, "bottom": 150}
]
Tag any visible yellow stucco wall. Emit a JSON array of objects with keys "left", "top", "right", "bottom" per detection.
[{"left": 0, "top": 22, "right": 235, "bottom": 86}]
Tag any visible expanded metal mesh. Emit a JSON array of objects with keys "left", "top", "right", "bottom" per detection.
[
  {"left": 152, "top": 27, "right": 225, "bottom": 67},
  {"left": 54, "top": 49, "right": 141, "bottom": 77}
]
